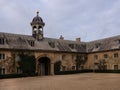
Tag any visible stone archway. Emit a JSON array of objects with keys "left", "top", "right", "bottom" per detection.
[{"left": 38, "top": 57, "right": 50, "bottom": 76}]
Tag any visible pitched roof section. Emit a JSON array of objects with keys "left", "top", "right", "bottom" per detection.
[
  {"left": 1, "top": 32, "right": 120, "bottom": 53},
  {"left": 0, "top": 32, "right": 86, "bottom": 53},
  {"left": 87, "top": 35, "right": 120, "bottom": 52}
]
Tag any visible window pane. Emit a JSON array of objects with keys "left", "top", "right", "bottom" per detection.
[
  {"left": 62, "top": 55, "right": 66, "bottom": 60},
  {"left": 104, "top": 54, "right": 108, "bottom": 58},
  {"left": 114, "top": 53, "right": 118, "bottom": 58},
  {"left": 0, "top": 38, "right": 4, "bottom": 44},
  {"left": 114, "top": 65, "right": 118, "bottom": 70},
  {"left": 94, "top": 55, "right": 98, "bottom": 60}
]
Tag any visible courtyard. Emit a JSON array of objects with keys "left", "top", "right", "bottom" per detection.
[{"left": 0, "top": 73, "right": 120, "bottom": 90}]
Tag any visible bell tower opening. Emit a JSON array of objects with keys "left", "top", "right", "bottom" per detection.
[{"left": 31, "top": 11, "right": 45, "bottom": 40}]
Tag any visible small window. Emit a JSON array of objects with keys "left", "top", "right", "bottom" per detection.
[
  {"left": 114, "top": 53, "right": 118, "bottom": 58},
  {"left": 0, "top": 38, "right": 5, "bottom": 44},
  {"left": 80, "top": 66, "right": 84, "bottom": 70},
  {"left": 69, "top": 44, "right": 74, "bottom": 49},
  {"left": 28, "top": 40, "right": 35, "bottom": 47},
  {"left": 114, "top": 65, "right": 118, "bottom": 70},
  {"left": 0, "top": 54, "right": 5, "bottom": 60},
  {"left": 118, "top": 40, "right": 120, "bottom": 44},
  {"left": 48, "top": 42, "right": 55, "bottom": 48},
  {"left": 104, "top": 54, "right": 108, "bottom": 59},
  {"left": 0, "top": 68, "right": 5, "bottom": 75},
  {"left": 94, "top": 55, "right": 98, "bottom": 60},
  {"left": 72, "top": 66, "right": 76, "bottom": 70},
  {"left": 62, "top": 55, "right": 66, "bottom": 60},
  {"left": 2, "top": 68, "right": 5, "bottom": 74},
  {"left": 72, "top": 55, "right": 76, "bottom": 60},
  {"left": 62, "top": 66, "right": 66, "bottom": 71}
]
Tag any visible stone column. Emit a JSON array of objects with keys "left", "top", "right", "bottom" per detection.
[
  {"left": 50, "top": 62, "right": 54, "bottom": 75},
  {"left": 36, "top": 59, "right": 39, "bottom": 75}
]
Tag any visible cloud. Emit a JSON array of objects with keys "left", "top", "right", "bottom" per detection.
[{"left": 0, "top": 0, "right": 120, "bottom": 41}]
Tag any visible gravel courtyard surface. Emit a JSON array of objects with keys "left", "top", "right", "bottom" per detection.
[{"left": 0, "top": 73, "right": 120, "bottom": 90}]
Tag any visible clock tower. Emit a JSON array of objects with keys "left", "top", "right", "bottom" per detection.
[{"left": 31, "top": 11, "right": 45, "bottom": 40}]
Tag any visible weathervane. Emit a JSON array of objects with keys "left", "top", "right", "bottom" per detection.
[{"left": 36, "top": 11, "right": 39, "bottom": 16}]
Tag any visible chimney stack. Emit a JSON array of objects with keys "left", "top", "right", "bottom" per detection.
[
  {"left": 76, "top": 38, "right": 81, "bottom": 42},
  {"left": 60, "top": 35, "right": 64, "bottom": 40}
]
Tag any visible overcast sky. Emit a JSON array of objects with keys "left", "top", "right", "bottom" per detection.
[{"left": 0, "top": 0, "right": 120, "bottom": 41}]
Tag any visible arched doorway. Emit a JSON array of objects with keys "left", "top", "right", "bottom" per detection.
[{"left": 38, "top": 57, "right": 50, "bottom": 75}]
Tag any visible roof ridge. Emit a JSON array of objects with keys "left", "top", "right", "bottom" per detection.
[
  {"left": 0, "top": 32, "right": 32, "bottom": 37},
  {"left": 87, "top": 35, "right": 120, "bottom": 43}
]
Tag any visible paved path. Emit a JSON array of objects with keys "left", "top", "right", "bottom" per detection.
[{"left": 0, "top": 73, "right": 120, "bottom": 90}]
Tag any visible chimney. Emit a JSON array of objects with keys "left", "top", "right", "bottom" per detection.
[
  {"left": 59, "top": 35, "right": 64, "bottom": 40},
  {"left": 76, "top": 38, "right": 81, "bottom": 42}
]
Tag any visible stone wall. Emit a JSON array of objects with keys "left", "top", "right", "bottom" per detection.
[
  {"left": 86, "top": 50, "right": 120, "bottom": 70},
  {"left": 0, "top": 50, "right": 87, "bottom": 75}
]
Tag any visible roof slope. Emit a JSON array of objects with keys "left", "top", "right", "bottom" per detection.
[
  {"left": 87, "top": 35, "right": 120, "bottom": 52},
  {"left": 0, "top": 32, "right": 86, "bottom": 53},
  {"left": 0, "top": 32, "right": 120, "bottom": 53}
]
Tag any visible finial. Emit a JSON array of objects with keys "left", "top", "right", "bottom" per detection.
[{"left": 36, "top": 11, "right": 39, "bottom": 16}]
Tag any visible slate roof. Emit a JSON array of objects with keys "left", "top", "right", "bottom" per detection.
[
  {"left": 0, "top": 32, "right": 86, "bottom": 53},
  {"left": 0, "top": 32, "right": 120, "bottom": 53},
  {"left": 86, "top": 35, "right": 120, "bottom": 53}
]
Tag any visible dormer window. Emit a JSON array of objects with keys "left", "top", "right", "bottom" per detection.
[
  {"left": 117, "top": 40, "right": 120, "bottom": 44},
  {"left": 0, "top": 38, "right": 5, "bottom": 45},
  {"left": 95, "top": 43, "right": 101, "bottom": 48},
  {"left": 48, "top": 42, "right": 55, "bottom": 48},
  {"left": 88, "top": 48, "right": 93, "bottom": 52},
  {"left": 69, "top": 44, "right": 74, "bottom": 49},
  {"left": 115, "top": 39, "right": 120, "bottom": 44},
  {"left": 118, "top": 40, "right": 120, "bottom": 44},
  {"left": 28, "top": 40, "right": 35, "bottom": 47},
  {"left": 69, "top": 44, "right": 77, "bottom": 49}
]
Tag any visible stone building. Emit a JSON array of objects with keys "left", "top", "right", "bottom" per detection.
[{"left": 0, "top": 12, "right": 120, "bottom": 75}]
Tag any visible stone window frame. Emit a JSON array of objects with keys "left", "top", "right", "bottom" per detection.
[
  {"left": 95, "top": 43, "right": 101, "bottom": 48},
  {"left": 104, "top": 54, "right": 108, "bottom": 59},
  {"left": 69, "top": 44, "right": 77, "bottom": 49},
  {"left": 62, "top": 55, "right": 66, "bottom": 60},
  {"left": 114, "top": 65, "right": 118, "bottom": 70},
  {"left": 115, "top": 39, "right": 120, "bottom": 44},
  {"left": 72, "top": 66, "right": 76, "bottom": 70},
  {"left": 0, "top": 67, "right": 5, "bottom": 75},
  {"left": 28, "top": 40, "right": 35, "bottom": 47},
  {"left": 0, "top": 37, "right": 5, "bottom": 45},
  {"left": 118, "top": 40, "right": 120, "bottom": 44},
  {"left": 114, "top": 53, "right": 118, "bottom": 58},
  {"left": 94, "top": 54, "right": 98, "bottom": 60},
  {"left": 0, "top": 53, "right": 5, "bottom": 60},
  {"left": 72, "top": 55, "right": 76, "bottom": 60}
]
